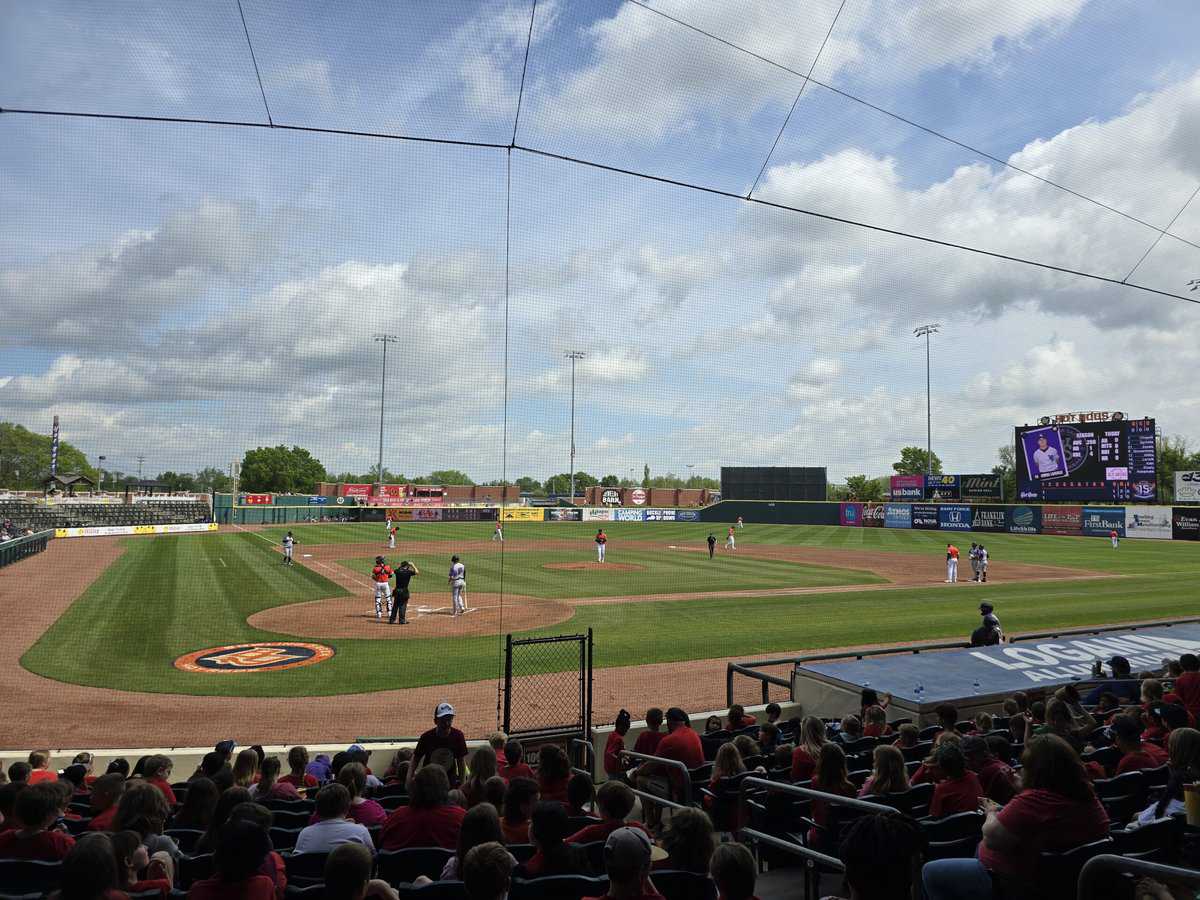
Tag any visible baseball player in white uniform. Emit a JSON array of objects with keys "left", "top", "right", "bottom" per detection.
[
  {"left": 492, "top": 521, "right": 503, "bottom": 542},
  {"left": 282, "top": 531, "right": 295, "bottom": 566},
  {"left": 595, "top": 529, "right": 607, "bottom": 562},
  {"left": 387, "top": 523, "right": 396, "bottom": 549},
  {"left": 978, "top": 545, "right": 989, "bottom": 582},
  {"left": 1032, "top": 435, "right": 1061, "bottom": 475},
  {"left": 448, "top": 555, "right": 467, "bottom": 616},
  {"left": 725, "top": 526, "right": 736, "bottom": 551},
  {"left": 371, "top": 556, "right": 393, "bottom": 619}
]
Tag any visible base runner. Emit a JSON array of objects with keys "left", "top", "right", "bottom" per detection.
[
  {"left": 448, "top": 555, "right": 467, "bottom": 617},
  {"left": 372, "top": 556, "right": 394, "bottom": 620},
  {"left": 595, "top": 528, "right": 607, "bottom": 562},
  {"left": 282, "top": 531, "right": 295, "bottom": 566}
]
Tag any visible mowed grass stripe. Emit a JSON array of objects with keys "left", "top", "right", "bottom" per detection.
[{"left": 19, "top": 523, "right": 1200, "bottom": 698}]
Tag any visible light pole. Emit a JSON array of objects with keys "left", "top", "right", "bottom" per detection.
[
  {"left": 136, "top": 455, "right": 145, "bottom": 482},
  {"left": 373, "top": 333, "right": 400, "bottom": 488},
  {"left": 566, "top": 350, "right": 586, "bottom": 503},
  {"left": 98, "top": 455, "right": 106, "bottom": 493},
  {"left": 913, "top": 324, "right": 941, "bottom": 476}
]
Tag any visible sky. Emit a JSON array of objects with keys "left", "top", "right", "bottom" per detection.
[{"left": 2, "top": 0, "right": 1200, "bottom": 484}]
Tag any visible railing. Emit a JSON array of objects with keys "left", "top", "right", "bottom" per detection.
[
  {"left": 737, "top": 777, "right": 899, "bottom": 900},
  {"left": 0, "top": 529, "right": 53, "bottom": 569},
  {"left": 1077, "top": 854, "right": 1200, "bottom": 900},
  {"left": 618, "top": 749, "right": 692, "bottom": 811},
  {"left": 727, "top": 616, "right": 1200, "bottom": 706},
  {"left": 570, "top": 737, "right": 595, "bottom": 778}
]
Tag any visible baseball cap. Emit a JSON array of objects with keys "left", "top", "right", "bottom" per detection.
[
  {"left": 347, "top": 744, "right": 367, "bottom": 755},
  {"left": 435, "top": 702, "right": 455, "bottom": 719},
  {"left": 604, "top": 826, "right": 668, "bottom": 869},
  {"left": 980, "top": 603, "right": 994, "bottom": 613},
  {"left": 215, "top": 740, "right": 237, "bottom": 756},
  {"left": 665, "top": 707, "right": 688, "bottom": 724}
]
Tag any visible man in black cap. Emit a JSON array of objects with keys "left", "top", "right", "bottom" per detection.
[
  {"left": 1084, "top": 655, "right": 1140, "bottom": 703},
  {"left": 969, "top": 603, "right": 1002, "bottom": 646}
]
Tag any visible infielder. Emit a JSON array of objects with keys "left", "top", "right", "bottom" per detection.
[
  {"left": 978, "top": 544, "right": 989, "bottom": 582},
  {"left": 945, "top": 543, "right": 959, "bottom": 583},
  {"left": 736, "top": 516, "right": 744, "bottom": 529},
  {"left": 371, "top": 556, "right": 394, "bottom": 620},
  {"left": 448, "top": 555, "right": 467, "bottom": 617},
  {"left": 492, "top": 521, "right": 503, "bottom": 543},
  {"left": 969, "top": 542, "right": 980, "bottom": 581},
  {"left": 282, "top": 531, "right": 295, "bottom": 566},
  {"left": 595, "top": 529, "right": 607, "bottom": 562},
  {"left": 387, "top": 523, "right": 397, "bottom": 550},
  {"left": 725, "top": 525, "right": 736, "bottom": 551}
]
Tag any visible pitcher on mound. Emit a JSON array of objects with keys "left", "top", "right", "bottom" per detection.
[{"left": 595, "top": 528, "right": 608, "bottom": 562}]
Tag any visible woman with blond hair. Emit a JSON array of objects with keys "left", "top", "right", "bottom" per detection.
[
  {"left": 1135, "top": 727, "right": 1200, "bottom": 824},
  {"left": 790, "top": 716, "right": 828, "bottom": 783},
  {"left": 463, "top": 747, "right": 498, "bottom": 808},
  {"left": 231, "top": 749, "right": 259, "bottom": 789},
  {"left": 859, "top": 744, "right": 909, "bottom": 797}
]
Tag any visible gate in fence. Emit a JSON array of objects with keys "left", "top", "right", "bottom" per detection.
[{"left": 502, "top": 629, "right": 593, "bottom": 740}]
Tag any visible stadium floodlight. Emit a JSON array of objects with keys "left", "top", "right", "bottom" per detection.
[
  {"left": 566, "top": 350, "right": 586, "bottom": 503},
  {"left": 98, "top": 455, "right": 106, "bottom": 492},
  {"left": 372, "top": 334, "right": 400, "bottom": 489},
  {"left": 913, "top": 324, "right": 941, "bottom": 476}
]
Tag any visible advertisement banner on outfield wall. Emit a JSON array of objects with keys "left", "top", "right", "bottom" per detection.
[
  {"left": 884, "top": 504, "right": 912, "bottom": 529},
  {"left": 1042, "top": 505, "right": 1083, "bottom": 535},
  {"left": 340, "top": 484, "right": 372, "bottom": 497},
  {"left": 413, "top": 508, "right": 442, "bottom": 521},
  {"left": 442, "top": 508, "right": 496, "bottom": 521},
  {"left": 242, "top": 493, "right": 272, "bottom": 505},
  {"left": 1082, "top": 506, "right": 1125, "bottom": 537},
  {"left": 839, "top": 503, "right": 863, "bottom": 527},
  {"left": 938, "top": 504, "right": 972, "bottom": 531},
  {"left": 1124, "top": 506, "right": 1172, "bottom": 539},
  {"left": 55, "top": 523, "right": 218, "bottom": 538},
  {"left": 889, "top": 476, "right": 924, "bottom": 500},
  {"left": 961, "top": 474, "right": 1004, "bottom": 502},
  {"left": 615, "top": 508, "right": 645, "bottom": 521},
  {"left": 971, "top": 506, "right": 1008, "bottom": 532},
  {"left": 1177, "top": 472, "right": 1200, "bottom": 503},
  {"left": 925, "top": 475, "right": 960, "bottom": 501},
  {"left": 645, "top": 509, "right": 677, "bottom": 521},
  {"left": 912, "top": 504, "right": 940, "bottom": 530},
  {"left": 583, "top": 508, "right": 613, "bottom": 522},
  {"left": 548, "top": 508, "right": 583, "bottom": 521},
  {"left": 675, "top": 510, "right": 701, "bottom": 521},
  {"left": 502, "top": 508, "right": 545, "bottom": 521},
  {"left": 386, "top": 509, "right": 413, "bottom": 521},
  {"left": 1008, "top": 505, "right": 1042, "bottom": 535},
  {"left": 862, "top": 503, "right": 885, "bottom": 527},
  {"left": 1174, "top": 508, "right": 1200, "bottom": 540}
]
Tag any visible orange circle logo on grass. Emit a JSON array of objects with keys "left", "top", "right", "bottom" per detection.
[{"left": 175, "top": 642, "right": 334, "bottom": 674}]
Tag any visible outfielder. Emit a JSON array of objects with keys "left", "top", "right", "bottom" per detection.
[
  {"left": 448, "top": 555, "right": 467, "bottom": 616},
  {"left": 1110, "top": 528, "right": 1120, "bottom": 549},
  {"left": 725, "top": 525, "right": 736, "bottom": 551},
  {"left": 736, "top": 516, "right": 744, "bottom": 529},
  {"left": 945, "top": 543, "right": 959, "bottom": 583},
  {"left": 595, "top": 529, "right": 607, "bottom": 562},
  {"left": 492, "top": 521, "right": 503, "bottom": 543},
  {"left": 282, "top": 531, "right": 295, "bottom": 566},
  {"left": 371, "top": 556, "right": 393, "bottom": 620}
]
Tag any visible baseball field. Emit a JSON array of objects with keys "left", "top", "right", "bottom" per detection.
[{"left": 6, "top": 521, "right": 1200, "bottom": 747}]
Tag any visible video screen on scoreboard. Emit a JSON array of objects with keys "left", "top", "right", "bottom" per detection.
[{"left": 1015, "top": 418, "right": 1157, "bottom": 502}]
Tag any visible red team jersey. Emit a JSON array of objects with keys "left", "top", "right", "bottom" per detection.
[{"left": 372, "top": 564, "right": 393, "bottom": 582}]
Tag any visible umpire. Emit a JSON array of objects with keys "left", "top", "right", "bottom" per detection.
[{"left": 389, "top": 560, "right": 420, "bottom": 625}]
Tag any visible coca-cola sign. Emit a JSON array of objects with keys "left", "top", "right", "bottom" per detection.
[{"left": 630, "top": 489, "right": 647, "bottom": 505}]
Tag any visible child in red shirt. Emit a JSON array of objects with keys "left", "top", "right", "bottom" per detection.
[
  {"left": 928, "top": 743, "right": 983, "bottom": 818},
  {"left": 498, "top": 740, "right": 535, "bottom": 782},
  {"left": 605, "top": 711, "right": 631, "bottom": 778},
  {"left": 633, "top": 708, "right": 665, "bottom": 757},
  {"left": 0, "top": 783, "right": 75, "bottom": 861},
  {"left": 144, "top": 755, "right": 177, "bottom": 806}
]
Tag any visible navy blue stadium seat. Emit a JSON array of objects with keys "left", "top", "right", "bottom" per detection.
[
  {"left": 920, "top": 811, "right": 984, "bottom": 842},
  {"left": 396, "top": 882, "right": 468, "bottom": 900},
  {"left": 876, "top": 783, "right": 934, "bottom": 818},
  {"left": 901, "top": 742, "right": 932, "bottom": 763},
  {"left": 651, "top": 870, "right": 717, "bottom": 900},
  {"left": 564, "top": 815, "right": 600, "bottom": 833},
  {"left": 284, "top": 852, "right": 329, "bottom": 886},
  {"left": 509, "top": 874, "right": 608, "bottom": 900},
  {"left": 1082, "top": 746, "right": 1122, "bottom": 775},
  {"left": 269, "top": 825, "right": 305, "bottom": 850},
  {"left": 1112, "top": 816, "right": 1182, "bottom": 864},
  {"left": 925, "top": 835, "right": 979, "bottom": 860},
  {"left": 1034, "top": 838, "right": 1115, "bottom": 900},
  {"left": 377, "top": 847, "right": 455, "bottom": 885},
  {"left": 65, "top": 816, "right": 92, "bottom": 835},
  {"left": 178, "top": 853, "right": 214, "bottom": 887},
  {"left": 918, "top": 725, "right": 942, "bottom": 742},
  {"left": 283, "top": 885, "right": 325, "bottom": 900},
  {"left": 270, "top": 808, "right": 313, "bottom": 829},
  {"left": 0, "top": 859, "right": 62, "bottom": 898},
  {"left": 506, "top": 843, "right": 536, "bottom": 863},
  {"left": 165, "top": 827, "right": 205, "bottom": 853}
]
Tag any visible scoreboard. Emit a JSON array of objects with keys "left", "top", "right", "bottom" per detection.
[{"left": 1015, "top": 418, "right": 1157, "bottom": 502}]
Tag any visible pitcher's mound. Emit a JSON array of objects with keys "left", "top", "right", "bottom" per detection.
[{"left": 543, "top": 562, "right": 645, "bottom": 572}]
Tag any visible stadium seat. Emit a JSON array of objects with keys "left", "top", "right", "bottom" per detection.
[
  {"left": 700, "top": 771, "right": 755, "bottom": 832},
  {"left": 847, "top": 769, "right": 870, "bottom": 790},
  {"left": 284, "top": 852, "right": 329, "bottom": 887},
  {"left": 1082, "top": 746, "right": 1122, "bottom": 775},
  {"left": 919, "top": 811, "right": 984, "bottom": 843},
  {"left": 0, "top": 860, "right": 62, "bottom": 898},
  {"left": 165, "top": 827, "right": 205, "bottom": 853},
  {"left": 283, "top": 885, "right": 325, "bottom": 900},
  {"left": 1112, "top": 816, "right": 1183, "bottom": 864},
  {"left": 509, "top": 874, "right": 608, "bottom": 900},
  {"left": 925, "top": 835, "right": 980, "bottom": 860},
  {"left": 651, "top": 870, "right": 718, "bottom": 900},
  {"left": 918, "top": 726, "right": 942, "bottom": 742},
  {"left": 178, "top": 853, "right": 214, "bottom": 887},
  {"left": 564, "top": 815, "right": 600, "bottom": 833},
  {"left": 270, "top": 809, "right": 314, "bottom": 829},
  {"left": 395, "top": 882, "right": 468, "bottom": 900},
  {"left": 377, "top": 847, "right": 455, "bottom": 885},
  {"left": 876, "top": 783, "right": 934, "bottom": 818},
  {"left": 1093, "top": 772, "right": 1148, "bottom": 825},
  {"left": 506, "top": 843, "right": 536, "bottom": 864},
  {"left": 901, "top": 743, "right": 932, "bottom": 763},
  {"left": 1032, "top": 838, "right": 1115, "bottom": 900},
  {"left": 701, "top": 733, "right": 732, "bottom": 760},
  {"left": 577, "top": 841, "right": 605, "bottom": 873},
  {"left": 65, "top": 816, "right": 92, "bottom": 835},
  {"left": 841, "top": 737, "right": 878, "bottom": 755},
  {"left": 263, "top": 798, "right": 315, "bottom": 813},
  {"left": 379, "top": 794, "right": 409, "bottom": 812},
  {"left": 1141, "top": 764, "right": 1170, "bottom": 789},
  {"left": 269, "top": 826, "right": 305, "bottom": 850}
]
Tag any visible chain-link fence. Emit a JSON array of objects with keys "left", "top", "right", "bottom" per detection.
[{"left": 502, "top": 629, "right": 593, "bottom": 737}]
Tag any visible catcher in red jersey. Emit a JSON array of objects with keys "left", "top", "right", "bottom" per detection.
[{"left": 372, "top": 556, "right": 394, "bottom": 620}]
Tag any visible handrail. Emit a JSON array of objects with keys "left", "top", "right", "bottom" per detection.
[
  {"left": 727, "top": 616, "right": 1200, "bottom": 706},
  {"left": 0, "top": 528, "right": 53, "bottom": 569},
  {"left": 570, "top": 737, "right": 595, "bottom": 778},
  {"left": 738, "top": 776, "right": 898, "bottom": 817},
  {"left": 1077, "top": 854, "right": 1200, "bottom": 900},
  {"left": 619, "top": 749, "right": 693, "bottom": 808}
]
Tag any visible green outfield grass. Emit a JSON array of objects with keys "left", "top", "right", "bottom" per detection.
[{"left": 19, "top": 522, "right": 1200, "bottom": 697}]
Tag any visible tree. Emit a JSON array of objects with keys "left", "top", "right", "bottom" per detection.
[
  {"left": 1157, "top": 434, "right": 1200, "bottom": 501},
  {"left": 194, "top": 466, "right": 233, "bottom": 493},
  {"left": 514, "top": 476, "right": 543, "bottom": 495},
  {"left": 544, "top": 471, "right": 598, "bottom": 496},
  {"left": 0, "top": 421, "right": 96, "bottom": 489},
  {"left": 642, "top": 463, "right": 650, "bottom": 489},
  {"left": 599, "top": 474, "right": 620, "bottom": 487},
  {"left": 239, "top": 445, "right": 327, "bottom": 494},
  {"left": 844, "top": 474, "right": 884, "bottom": 501},
  {"left": 428, "top": 469, "right": 475, "bottom": 485},
  {"left": 893, "top": 446, "right": 942, "bottom": 475},
  {"left": 992, "top": 444, "right": 1016, "bottom": 504},
  {"left": 157, "top": 471, "right": 198, "bottom": 493}
]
